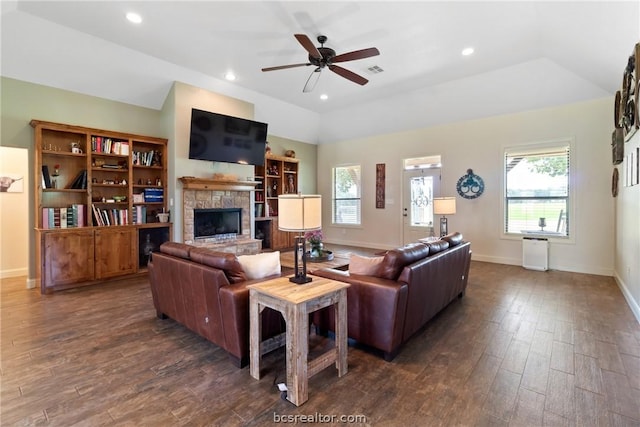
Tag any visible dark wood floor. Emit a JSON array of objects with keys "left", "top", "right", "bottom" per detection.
[{"left": 1, "top": 261, "right": 639, "bottom": 426}]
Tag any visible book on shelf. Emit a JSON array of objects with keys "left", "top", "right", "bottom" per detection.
[
  {"left": 91, "top": 205, "right": 129, "bottom": 226},
  {"left": 42, "top": 204, "right": 86, "bottom": 229},
  {"left": 133, "top": 205, "right": 147, "bottom": 224},
  {"left": 92, "top": 204, "right": 103, "bottom": 226},
  {"left": 132, "top": 150, "right": 155, "bottom": 166},
  {"left": 92, "top": 136, "right": 130, "bottom": 155},
  {"left": 42, "top": 165, "right": 52, "bottom": 189},
  {"left": 60, "top": 209, "right": 67, "bottom": 228},
  {"left": 68, "top": 169, "right": 87, "bottom": 189},
  {"left": 42, "top": 208, "right": 49, "bottom": 229}
]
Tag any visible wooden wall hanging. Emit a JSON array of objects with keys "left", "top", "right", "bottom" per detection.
[{"left": 375, "top": 163, "right": 385, "bottom": 208}]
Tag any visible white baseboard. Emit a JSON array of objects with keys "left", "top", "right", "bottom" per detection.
[
  {"left": 614, "top": 272, "right": 640, "bottom": 324},
  {"left": 471, "top": 254, "right": 520, "bottom": 266},
  {"left": 26, "top": 278, "right": 36, "bottom": 289},
  {"left": 471, "top": 253, "right": 613, "bottom": 277},
  {"left": 0, "top": 268, "right": 28, "bottom": 279}
]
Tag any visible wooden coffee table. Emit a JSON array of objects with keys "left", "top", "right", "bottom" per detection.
[{"left": 279, "top": 251, "right": 350, "bottom": 272}]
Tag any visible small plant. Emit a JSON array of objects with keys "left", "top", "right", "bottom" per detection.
[{"left": 304, "top": 230, "right": 323, "bottom": 244}]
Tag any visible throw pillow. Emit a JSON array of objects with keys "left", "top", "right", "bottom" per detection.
[
  {"left": 237, "top": 251, "right": 281, "bottom": 280},
  {"left": 349, "top": 254, "right": 384, "bottom": 276}
]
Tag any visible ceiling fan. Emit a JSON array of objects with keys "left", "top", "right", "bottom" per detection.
[{"left": 262, "top": 34, "right": 380, "bottom": 93}]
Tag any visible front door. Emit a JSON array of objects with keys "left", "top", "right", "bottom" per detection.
[{"left": 402, "top": 168, "right": 440, "bottom": 245}]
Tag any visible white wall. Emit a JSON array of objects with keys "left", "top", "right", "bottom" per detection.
[
  {"left": 318, "top": 97, "right": 614, "bottom": 276},
  {"left": 0, "top": 146, "right": 29, "bottom": 279},
  {"left": 615, "top": 131, "right": 640, "bottom": 322}
]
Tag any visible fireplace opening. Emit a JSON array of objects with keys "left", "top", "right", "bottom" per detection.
[{"left": 194, "top": 208, "right": 242, "bottom": 240}]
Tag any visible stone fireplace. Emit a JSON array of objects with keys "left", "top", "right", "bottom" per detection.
[{"left": 180, "top": 177, "right": 261, "bottom": 254}]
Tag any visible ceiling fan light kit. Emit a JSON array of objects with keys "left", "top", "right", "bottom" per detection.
[{"left": 262, "top": 34, "right": 380, "bottom": 93}]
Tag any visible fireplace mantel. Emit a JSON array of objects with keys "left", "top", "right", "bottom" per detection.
[{"left": 179, "top": 177, "right": 258, "bottom": 192}]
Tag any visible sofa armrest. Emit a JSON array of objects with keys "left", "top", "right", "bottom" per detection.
[
  {"left": 313, "top": 268, "right": 408, "bottom": 355},
  {"left": 218, "top": 274, "right": 284, "bottom": 362}
]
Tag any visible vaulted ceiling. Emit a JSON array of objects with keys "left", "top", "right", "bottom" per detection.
[{"left": 2, "top": 1, "right": 638, "bottom": 143}]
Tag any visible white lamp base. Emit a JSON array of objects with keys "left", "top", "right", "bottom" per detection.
[{"left": 439, "top": 217, "right": 448, "bottom": 237}]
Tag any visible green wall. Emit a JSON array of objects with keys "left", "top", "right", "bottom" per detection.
[
  {"left": 266, "top": 135, "right": 317, "bottom": 194},
  {"left": 1, "top": 77, "right": 165, "bottom": 280},
  {"left": 0, "top": 77, "right": 318, "bottom": 279}
]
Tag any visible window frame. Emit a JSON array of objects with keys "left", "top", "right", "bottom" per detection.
[
  {"left": 332, "top": 164, "right": 362, "bottom": 226},
  {"left": 502, "top": 138, "right": 575, "bottom": 243}
]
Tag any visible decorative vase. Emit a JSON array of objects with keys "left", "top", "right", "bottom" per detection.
[{"left": 310, "top": 241, "right": 323, "bottom": 258}]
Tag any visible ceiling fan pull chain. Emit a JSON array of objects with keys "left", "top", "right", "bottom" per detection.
[{"left": 303, "top": 69, "right": 322, "bottom": 93}]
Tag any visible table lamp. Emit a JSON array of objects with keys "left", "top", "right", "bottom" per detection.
[
  {"left": 278, "top": 194, "right": 322, "bottom": 284},
  {"left": 433, "top": 197, "right": 456, "bottom": 237}
]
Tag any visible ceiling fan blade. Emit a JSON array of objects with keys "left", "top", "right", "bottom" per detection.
[
  {"left": 262, "top": 63, "right": 311, "bottom": 72},
  {"left": 294, "top": 34, "right": 322, "bottom": 59},
  {"left": 332, "top": 47, "right": 380, "bottom": 63},
  {"left": 303, "top": 69, "right": 322, "bottom": 93},
  {"left": 329, "top": 65, "right": 369, "bottom": 86}
]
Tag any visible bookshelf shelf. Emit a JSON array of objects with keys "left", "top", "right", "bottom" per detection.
[
  {"left": 133, "top": 165, "right": 163, "bottom": 169},
  {"left": 43, "top": 188, "right": 87, "bottom": 193},
  {"left": 43, "top": 150, "right": 87, "bottom": 158},
  {"left": 31, "top": 119, "right": 171, "bottom": 294}
]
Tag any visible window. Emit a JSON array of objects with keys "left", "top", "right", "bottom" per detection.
[
  {"left": 505, "top": 142, "right": 570, "bottom": 236},
  {"left": 332, "top": 165, "right": 361, "bottom": 225}
]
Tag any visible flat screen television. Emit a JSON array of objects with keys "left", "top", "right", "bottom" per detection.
[{"left": 188, "top": 108, "right": 267, "bottom": 166}]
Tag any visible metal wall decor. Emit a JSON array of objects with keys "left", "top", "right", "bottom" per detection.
[
  {"left": 456, "top": 169, "right": 485, "bottom": 199},
  {"left": 615, "top": 42, "right": 639, "bottom": 141}
]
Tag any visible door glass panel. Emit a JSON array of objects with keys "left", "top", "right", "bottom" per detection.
[{"left": 410, "top": 176, "right": 433, "bottom": 227}]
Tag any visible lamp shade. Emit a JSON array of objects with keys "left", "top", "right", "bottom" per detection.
[
  {"left": 433, "top": 197, "right": 456, "bottom": 215},
  {"left": 277, "top": 194, "right": 322, "bottom": 232}
]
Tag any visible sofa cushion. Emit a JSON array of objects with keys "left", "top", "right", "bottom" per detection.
[
  {"left": 189, "top": 248, "right": 247, "bottom": 283},
  {"left": 378, "top": 243, "right": 429, "bottom": 280},
  {"left": 160, "top": 242, "right": 191, "bottom": 259},
  {"left": 349, "top": 254, "right": 385, "bottom": 276},
  {"left": 237, "top": 251, "right": 281, "bottom": 280},
  {"left": 427, "top": 240, "right": 450, "bottom": 254},
  {"left": 442, "top": 232, "right": 463, "bottom": 247}
]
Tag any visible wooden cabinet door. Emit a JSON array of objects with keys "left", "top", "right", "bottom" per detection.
[
  {"left": 270, "top": 218, "right": 285, "bottom": 250},
  {"left": 270, "top": 218, "right": 296, "bottom": 250},
  {"left": 42, "top": 230, "right": 94, "bottom": 291},
  {"left": 95, "top": 227, "right": 137, "bottom": 279}
]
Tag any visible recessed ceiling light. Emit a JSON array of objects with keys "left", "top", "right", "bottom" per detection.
[
  {"left": 320, "top": 94, "right": 328, "bottom": 101},
  {"left": 225, "top": 72, "right": 236, "bottom": 81},
  {"left": 461, "top": 47, "right": 474, "bottom": 56},
  {"left": 126, "top": 12, "right": 142, "bottom": 24}
]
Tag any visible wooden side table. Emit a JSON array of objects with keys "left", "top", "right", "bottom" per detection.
[{"left": 249, "top": 276, "right": 349, "bottom": 406}]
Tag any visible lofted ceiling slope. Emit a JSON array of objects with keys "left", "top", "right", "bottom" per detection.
[{"left": 1, "top": 1, "right": 638, "bottom": 143}]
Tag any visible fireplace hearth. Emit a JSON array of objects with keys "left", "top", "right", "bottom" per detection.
[{"left": 194, "top": 208, "right": 241, "bottom": 240}]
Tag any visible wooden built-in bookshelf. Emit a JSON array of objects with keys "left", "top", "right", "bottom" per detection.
[
  {"left": 253, "top": 154, "right": 299, "bottom": 250},
  {"left": 31, "top": 119, "right": 172, "bottom": 293}
]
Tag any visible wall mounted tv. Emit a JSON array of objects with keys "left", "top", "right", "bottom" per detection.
[{"left": 188, "top": 108, "right": 267, "bottom": 166}]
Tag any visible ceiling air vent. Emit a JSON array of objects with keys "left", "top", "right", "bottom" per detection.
[{"left": 367, "top": 65, "right": 384, "bottom": 74}]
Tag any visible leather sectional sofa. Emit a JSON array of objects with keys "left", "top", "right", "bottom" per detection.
[
  {"left": 312, "top": 232, "right": 471, "bottom": 361},
  {"left": 148, "top": 242, "right": 285, "bottom": 368}
]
